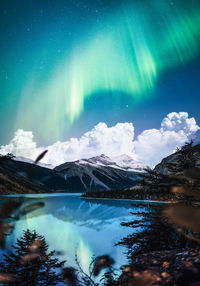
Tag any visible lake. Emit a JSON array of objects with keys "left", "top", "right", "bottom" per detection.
[{"left": 0, "top": 194, "right": 163, "bottom": 283}]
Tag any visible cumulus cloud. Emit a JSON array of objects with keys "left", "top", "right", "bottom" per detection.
[
  {"left": 0, "top": 122, "right": 135, "bottom": 166},
  {"left": 161, "top": 112, "right": 199, "bottom": 134},
  {"left": 44, "top": 122, "right": 135, "bottom": 166},
  {"left": 0, "top": 129, "right": 40, "bottom": 159},
  {"left": 134, "top": 112, "right": 200, "bottom": 166},
  {"left": 0, "top": 112, "right": 199, "bottom": 167}
]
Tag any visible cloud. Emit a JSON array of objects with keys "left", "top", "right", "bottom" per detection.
[
  {"left": 134, "top": 112, "right": 200, "bottom": 166},
  {"left": 161, "top": 112, "right": 199, "bottom": 134},
  {"left": 0, "top": 112, "right": 199, "bottom": 167},
  {"left": 0, "top": 129, "right": 39, "bottom": 159},
  {"left": 0, "top": 123, "right": 135, "bottom": 167},
  {"left": 45, "top": 122, "right": 135, "bottom": 166}
]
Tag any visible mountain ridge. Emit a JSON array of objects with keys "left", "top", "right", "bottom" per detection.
[
  {"left": 54, "top": 154, "right": 147, "bottom": 192},
  {"left": 0, "top": 153, "right": 147, "bottom": 193}
]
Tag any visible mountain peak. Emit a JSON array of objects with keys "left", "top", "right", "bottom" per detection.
[{"left": 111, "top": 154, "right": 148, "bottom": 171}]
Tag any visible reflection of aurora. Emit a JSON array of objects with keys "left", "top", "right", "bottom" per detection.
[
  {"left": 16, "top": 0, "right": 200, "bottom": 139},
  {"left": 11, "top": 214, "right": 93, "bottom": 275},
  {"left": 3, "top": 195, "right": 138, "bottom": 274}
]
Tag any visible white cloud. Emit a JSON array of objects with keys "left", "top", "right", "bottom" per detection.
[
  {"left": 0, "top": 123, "right": 135, "bottom": 166},
  {"left": 134, "top": 112, "right": 200, "bottom": 166},
  {"left": 45, "top": 122, "right": 135, "bottom": 166},
  {"left": 161, "top": 112, "right": 199, "bottom": 134},
  {"left": 0, "top": 129, "right": 39, "bottom": 159},
  {"left": 0, "top": 112, "right": 199, "bottom": 167}
]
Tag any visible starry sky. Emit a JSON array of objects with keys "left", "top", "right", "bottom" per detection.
[{"left": 0, "top": 0, "right": 200, "bottom": 145}]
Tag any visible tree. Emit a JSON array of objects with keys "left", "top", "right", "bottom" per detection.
[
  {"left": 0, "top": 229, "right": 65, "bottom": 286},
  {"left": 166, "top": 140, "right": 197, "bottom": 173},
  {"left": 0, "top": 153, "right": 15, "bottom": 163},
  {"left": 138, "top": 168, "right": 184, "bottom": 195},
  {"left": 117, "top": 202, "right": 196, "bottom": 260}
]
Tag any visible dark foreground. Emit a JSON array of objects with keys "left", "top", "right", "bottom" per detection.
[{"left": 118, "top": 248, "right": 200, "bottom": 286}]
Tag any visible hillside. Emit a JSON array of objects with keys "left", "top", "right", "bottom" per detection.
[
  {"left": 83, "top": 143, "right": 200, "bottom": 200},
  {"left": 0, "top": 155, "right": 67, "bottom": 193},
  {"left": 0, "top": 161, "right": 47, "bottom": 194},
  {"left": 0, "top": 154, "right": 147, "bottom": 194},
  {"left": 55, "top": 154, "right": 147, "bottom": 192}
]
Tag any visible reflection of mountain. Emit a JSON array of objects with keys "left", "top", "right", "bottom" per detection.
[
  {"left": 2, "top": 194, "right": 140, "bottom": 274},
  {"left": 0, "top": 195, "right": 145, "bottom": 231},
  {"left": 47, "top": 196, "right": 147, "bottom": 230},
  {"left": 55, "top": 197, "right": 133, "bottom": 220}
]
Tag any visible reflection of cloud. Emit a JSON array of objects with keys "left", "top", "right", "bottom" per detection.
[{"left": 1, "top": 112, "right": 199, "bottom": 167}]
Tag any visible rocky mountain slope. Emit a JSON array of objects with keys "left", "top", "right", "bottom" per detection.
[
  {"left": 0, "top": 156, "right": 68, "bottom": 193},
  {"left": 154, "top": 144, "right": 200, "bottom": 174},
  {"left": 83, "top": 144, "right": 200, "bottom": 200},
  {"left": 0, "top": 154, "right": 147, "bottom": 193},
  {"left": 54, "top": 154, "right": 147, "bottom": 192},
  {"left": 0, "top": 159, "right": 47, "bottom": 194}
]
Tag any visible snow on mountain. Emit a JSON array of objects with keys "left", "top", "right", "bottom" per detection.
[
  {"left": 61, "top": 154, "right": 147, "bottom": 171},
  {"left": 8, "top": 154, "right": 147, "bottom": 192},
  {"left": 111, "top": 154, "right": 147, "bottom": 172},
  {"left": 54, "top": 154, "right": 147, "bottom": 192}
]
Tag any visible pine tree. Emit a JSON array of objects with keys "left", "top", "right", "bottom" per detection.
[
  {"left": 0, "top": 153, "right": 15, "bottom": 163},
  {"left": 100, "top": 267, "right": 117, "bottom": 286},
  {"left": 0, "top": 229, "right": 65, "bottom": 286},
  {"left": 117, "top": 203, "right": 190, "bottom": 259},
  {"left": 166, "top": 140, "right": 197, "bottom": 173},
  {"left": 139, "top": 168, "right": 183, "bottom": 194}
]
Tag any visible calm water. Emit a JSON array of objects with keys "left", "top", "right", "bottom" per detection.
[{"left": 0, "top": 194, "right": 163, "bottom": 280}]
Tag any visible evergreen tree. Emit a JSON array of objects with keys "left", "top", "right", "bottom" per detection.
[
  {"left": 139, "top": 168, "right": 184, "bottom": 194},
  {"left": 0, "top": 229, "right": 65, "bottom": 286},
  {"left": 117, "top": 203, "right": 192, "bottom": 259},
  {"left": 100, "top": 267, "right": 117, "bottom": 286},
  {"left": 0, "top": 153, "right": 15, "bottom": 163},
  {"left": 166, "top": 140, "right": 197, "bottom": 173}
]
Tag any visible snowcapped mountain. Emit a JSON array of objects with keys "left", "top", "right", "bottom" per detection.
[
  {"left": 1, "top": 154, "right": 147, "bottom": 193},
  {"left": 111, "top": 154, "right": 147, "bottom": 172},
  {"left": 54, "top": 154, "right": 147, "bottom": 192}
]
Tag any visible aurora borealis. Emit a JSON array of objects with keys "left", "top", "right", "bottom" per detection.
[{"left": 0, "top": 0, "right": 200, "bottom": 144}]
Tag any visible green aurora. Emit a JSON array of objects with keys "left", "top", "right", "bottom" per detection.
[{"left": 1, "top": 0, "right": 200, "bottom": 141}]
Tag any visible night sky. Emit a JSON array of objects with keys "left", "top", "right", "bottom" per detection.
[{"left": 0, "top": 0, "right": 200, "bottom": 145}]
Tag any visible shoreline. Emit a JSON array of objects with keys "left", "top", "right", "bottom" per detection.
[
  {"left": 81, "top": 196, "right": 173, "bottom": 204},
  {"left": 0, "top": 192, "right": 174, "bottom": 203}
]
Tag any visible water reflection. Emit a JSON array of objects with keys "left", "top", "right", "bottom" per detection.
[
  {"left": 2, "top": 195, "right": 198, "bottom": 285},
  {"left": 0, "top": 194, "right": 151, "bottom": 277}
]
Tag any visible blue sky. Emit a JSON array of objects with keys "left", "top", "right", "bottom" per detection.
[{"left": 0, "top": 0, "right": 200, "bottom": 147}]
